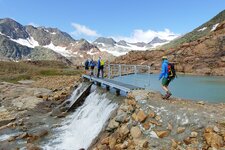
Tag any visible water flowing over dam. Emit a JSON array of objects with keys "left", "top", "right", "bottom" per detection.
[{"left": 42, "top": 85, "right": 118, "bottom": 150}]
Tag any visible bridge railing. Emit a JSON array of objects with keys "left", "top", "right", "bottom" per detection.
[
  {"left": 91, "top": 64, "right": 151, "bottom": 88},
  {"left": 92, "top": 64, "right": 151, "bottom": 78},
  {"left": 106, "top": 64, "right": 150, "bottom": 79}
]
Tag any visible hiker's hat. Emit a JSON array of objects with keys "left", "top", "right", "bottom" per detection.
[{"left": 162, "top": 56, "right": 167, "bottom": 60}]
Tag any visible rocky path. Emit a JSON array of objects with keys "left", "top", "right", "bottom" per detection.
[{"left": 92, "top": 90, "right": 225, "bottom": 150}]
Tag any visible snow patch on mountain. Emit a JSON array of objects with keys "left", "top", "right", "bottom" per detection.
[
  {"left": 211, "top": 23, "right": 219, "bottom": 31},
  {"left": 0, "top": 32, "right": 4, "bottom": 36},
  {"left": 115, "top": 43, "right": 148, "bottom": 50},
  {"left": 10, "top": 37, "right": 39, "bottom": 48},
  {"left": 198, "top": 27, "right": 207, "bottom": 32},
  {"left": 44, "top": 42, "right": 72, "bottom": 57},
  {"left": 151, "top": 41, "right": 170, "bottom": 48},
  {"left": 87, "top": 48, "right": 99, "bottom": 55},
  {"left": 99, "top": 47, "right": 127, "bottom": 57}
]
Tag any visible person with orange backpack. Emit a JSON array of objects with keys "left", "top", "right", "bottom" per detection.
[
  {"left": 159, "top": 56, "right": 176, "bottom": 99},
  {"left": 97, "top": 56, "right": 105, "bottom": 78}
]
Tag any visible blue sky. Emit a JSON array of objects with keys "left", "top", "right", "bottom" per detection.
[{"left": 0, "top": 0, "right": 224, "bottom": 42}]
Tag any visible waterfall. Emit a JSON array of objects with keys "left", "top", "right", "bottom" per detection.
[{"left": 42, "top": 90, "right": 118, "bottom": 150}]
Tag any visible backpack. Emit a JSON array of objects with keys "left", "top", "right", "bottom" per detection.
[
  {"left": 168, "top": 63, "right": 176, "bottom": 79},
  {"left": 85, "top": 60, "right": 89, "bottom": 67},
  {"left": 100, "top": 60, "right": 105, "bottom": 66}
]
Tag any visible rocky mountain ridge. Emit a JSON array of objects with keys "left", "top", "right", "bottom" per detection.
[
  {"left": 113, "top": 10, "right": 225, "bottom": 76},
  {"left": 0, "top": 18, "right": 114, "bottom": 64},
  {"left": 93, "top": 37, "right": 170, "bottom": 56}
]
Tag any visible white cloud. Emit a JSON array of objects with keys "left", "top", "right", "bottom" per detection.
[
  {"left": 71, "top": 23, "right": 100, "bottom": 37},
  {"left": 111, "top": 28, "right": 179, "bottom": 43},
  {"left": 28, "top": 22, "right": 39, "bottom": 27}
]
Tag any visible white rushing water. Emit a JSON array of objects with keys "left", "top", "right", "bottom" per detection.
[{"left": 43, "top": 91, "right": 118, "bottom": 150}]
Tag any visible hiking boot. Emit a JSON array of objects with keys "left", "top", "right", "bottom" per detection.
[
  {"left": 165, "top": 92, "right": 172, "bottom": 99},
  {"left": 162, "top": 92, "right": 172, "bottom": 99}
]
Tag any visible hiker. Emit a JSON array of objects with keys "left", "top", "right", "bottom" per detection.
[
  {"left": 97, "top": 56, "right": 104, "bottom": 78},
  {"left": 159, "top": 56, "right": 173, "bottom": 99},
  {"left": 84, "top": 59, "right": 89, "bottom": 74},
  {"left": 89, "top": 58, "right": 96, "bottom": 76}
]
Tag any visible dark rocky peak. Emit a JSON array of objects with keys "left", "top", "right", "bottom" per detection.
[
  {"left": 93, "top": 37, "right": 116, "bottom": 46},
  {"left": 45, "top": 27, "right": 75, "bottom": 41},
  {"left": 77, "top": 39, "right": 98, "bottom": 51},
  {"left": 117, "top": 40, "right": 128, "bottom": 46},
  {"left": 0, "top": 18, "right": 29, "bottom": 39},
  {"left": 148, "top": 37, "right": 168, "bottom": 45},
  {"left": 25, "top": 25, "right": 75, "bottom": 46},
  {"left": 132, "top": 42, "right": 148, "bottom": 47}
]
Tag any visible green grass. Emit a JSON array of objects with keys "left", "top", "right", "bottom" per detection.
[{"left": 0, "top": 60, "right": 82, "bottom": 83}]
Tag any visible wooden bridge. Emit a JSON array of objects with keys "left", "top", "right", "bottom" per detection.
[{"left": 83, "top": 64, "right": 151, "bottom": 95}]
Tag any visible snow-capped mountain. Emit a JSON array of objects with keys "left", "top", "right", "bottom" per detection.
[
  {"left": 0, "top": 18, "right": 114, "bottom": 63},
  {"left": 93, "top": 36, "right": 175, "bottom": 56}
]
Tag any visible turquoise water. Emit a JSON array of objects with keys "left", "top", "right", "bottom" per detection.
[{"left": 114, "top": 74, "right": 225, "bottom": 103}]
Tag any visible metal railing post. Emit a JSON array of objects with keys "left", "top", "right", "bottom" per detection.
[
  {"left": 108, "top": 64, "right": 111, "bottom": 79},
  {"left": 134, "top": 65, "right": 137, "bottom": 74},
  {"left": 119, "top": 65, "right": 121, "bottom": 76},
  {"left": 148, "top": 66, "right": 150, "bottom": 74}
]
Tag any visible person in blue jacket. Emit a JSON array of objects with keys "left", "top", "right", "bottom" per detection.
[
  {"left": 97, "top": 56, "right": 104, "bottom": 78},
  {"left": 159, "top": 56, "right": 172, "bottom": 99},
  {"left": 89, "top": 58, "right": 96, "bottom": 76}
]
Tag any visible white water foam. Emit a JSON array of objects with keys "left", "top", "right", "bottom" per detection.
[{"left": 42, "top": 91, "right": 118, "bottom": 150}]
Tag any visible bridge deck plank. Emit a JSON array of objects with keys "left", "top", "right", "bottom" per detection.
[{"left": 82, "top": 74, "right": 143, "bottom": 93}]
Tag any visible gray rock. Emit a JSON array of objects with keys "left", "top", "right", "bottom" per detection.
[
  {"left": 115, "top": 112, "right": 128, "bottom": 123},
  {"left": 106, "top": 118, "right": 119, "bottom": 131}
]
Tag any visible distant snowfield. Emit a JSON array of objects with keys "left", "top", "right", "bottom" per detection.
[
  {"left": 87, "top": 48, "right": 99, "bottom": 55},
  {"left": 44, "top": 42, "right": 72, "bottom": 57},
  {"left": 99, "top": 47, "right": 128, "bottom": 57},
  {"left": 96, "top": 41, "right": 170, "bottom": 56},
  {"left": 115, "top": 43, "right": 148, "bottom": 50},
  {"left": 10, "top": 37, "right": 39, "bottom": 48}
]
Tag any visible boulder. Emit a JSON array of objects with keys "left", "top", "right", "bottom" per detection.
[
  {"left": 183, "top": 137, "right": 192, "bottom": 145},
  {"left": 127, "top": 99, "right": 137, "bottom": 106},
  {"left": 177, "top": 127, "right": 185, "bottom": 134},
  {"left": 190, "top": 132, "right": 198, "bottom": 138},
  {"left": 133, "top": 138, "right": 149, "bottom": 148},
  {"left": 101, "top": 137, "right": 109, "bottom": 145},
  {"left": 108, "top": 136, "right": 117, "bottom": 149},
  {"left": 106, "top": 118, "right": 119, "bottom": 131},
  {"left": 0, "top": 117, "right": 16, "bottom": 127},
  {"left": 118, "top": 124, "right": 130, "bottom": 138},
  {"left": 143, "top": 122, "right": 150, "bottom": 130},
  {"left": 17, "top": 132, "right": 29, "bottom": 139},
  {"left": 204, "top": 132, "right": 224, "bottom": 149},
  {"left": 120, "top": 141, "right": 129, "bottom": 149},
  {"left": 26, "top": 143, "right": 41, "bottom": 150},
  {"left": 149, "top": 120, "right": 161, "bottom": 126},
  {"left": 167, "top": 123, "right": 173, "bottom": 131},
  {"left": 171, "top": 139, "right": 178, "bottom": 149},
  {"left": 148, "top": 111, "right": 156, "bottom": 118},
  {"left": 155, "top": 130, "right": 169, "bottom": 138},
  {"left": 213, "top": 126, "right": 220, "bottom": 133},
  {"left": 155, "top": 115, "right": 161, "bottom": 121},
  {"left": 127, "top": 93, "right": 135, "bottom": 99},
  {"left": 131, "top": 113, "right": 138, "bottom": 122},
  {"left": 130, "top": 126, "right": 142, "bottom": 139},
  {"left": 28, "top": 128, "right": 48, "bottom": 142},
  {"left": 115, "top": 112, "right": 128, "bottom": 123},
  {"left": 136, "top": 110, "right": 147, "bottom": 122}
]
